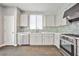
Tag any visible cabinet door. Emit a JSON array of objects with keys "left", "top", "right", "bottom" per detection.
[
  {"left": 77, "top": 40, "right": 79, "bottom": 56},
  {"left": 17, "top": 34, "right": 22, "bottom": 45},
  {"left": 20, "top": 14, "right": 28, "bottom": 26},
  {"left": 77, "top": 47, "right": 79, "bottom": 56},
  {"left": 54, "top": 33, "right": 60, "bottom": 48},
  {"left": 43, "top": 16, "right": 46, "bottom": 27},
  {"left": 46, "top": 16, "right": 55, "bottom": 27},
  {"left": 18, "top": 34, "right": 29, "bottom": 45},
  {"left": 35, "top": 34, "right": 42, "bottom": 45},
  {"left": 43, "top": 33, "right": 53, "bottom": 45},
  {"left": 30, "top": 33, "right": 42, "bottom": 45},
  {"left": 22, "top": 34, "right": 29, "bottom": 45},
  {"left": 43, "top": 34, "right": 49, "bottom": 45},
  {"left": 30, "top": 33, "right": 36, "bottom": 45},
  {"left": 48, "top": 34, "right": 54, "bottom": 45}
]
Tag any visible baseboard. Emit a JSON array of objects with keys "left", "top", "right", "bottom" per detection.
[
  {"left": 18, "top": 44, "right": 30, "bottom": 46},
  {"left": 0, "top": 44, "right": 18, "bottom": 47},
  {"left": 0, "top": 44, "right": 6, "bottom": 48},
  {"left": 13, "top": 44, "right": 17, "bottom": 46},
  {"left": 29, "top": 45, "right": 55, "bottom": 47},
  {"left": 5, "top": 44, "right": 18, "bottom": 46}
]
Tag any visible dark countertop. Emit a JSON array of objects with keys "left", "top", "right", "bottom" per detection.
[
  {"left": 64, "top": 34, "right": 79, "bottom": 37},
  {"left": 61, "top": 34, "right": 79, "bottom": 40}
]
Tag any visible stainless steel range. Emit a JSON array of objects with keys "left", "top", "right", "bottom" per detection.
[{"left": 60, "top": 34, "right": 78, "bottom": 56}]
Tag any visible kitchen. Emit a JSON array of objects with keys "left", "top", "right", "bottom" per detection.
[{"left": 0, "top": 3, "right": 79, "bottom": 56}]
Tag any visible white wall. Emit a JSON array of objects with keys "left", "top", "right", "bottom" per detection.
[
  {"left": 2, "top": 7, "right": 17, "bottom": 16},
  {"left": 0, "top": 6, "right": 3, "bottom": 45}
]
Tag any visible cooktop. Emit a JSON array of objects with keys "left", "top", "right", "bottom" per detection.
[{"left": 63, "top": 34, "right": 79, "bottom": 37}]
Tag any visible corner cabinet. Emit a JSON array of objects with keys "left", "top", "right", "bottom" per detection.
[{"left": 20, "top": 14, "right": 29, "bottom": 26}]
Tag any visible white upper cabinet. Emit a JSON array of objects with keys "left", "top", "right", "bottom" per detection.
[
  {"left": 20, "top": 14, "right": 28, "bottom": 26},
  {"left": 43, "top": 16, "right": 46, "bottom": 27},
  {"left": 46, "top": 15, "right": 55, "bottom": 27},
  {"left": 17, "top": 10, "right": 21, "bottom": 27}
]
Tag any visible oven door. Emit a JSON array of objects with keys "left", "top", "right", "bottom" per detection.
[{"left": 60, "top": 39, "right": 74, "bottom": 56}]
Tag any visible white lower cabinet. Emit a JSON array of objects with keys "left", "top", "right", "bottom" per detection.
[
  {"left": 17, "top": 33, "right": 29, "bottom": 45},
  {"left": 77, "top": 46, "right": 79, "bottom": 56},
  {"left": 77, "top": 40, "right": 79, "bottom": 56},
  {"left": 17, "top": 32, "right": 59, "bottom": 46},
  {"left": 30, "top": 33, "right": 42, "bottom": 45},
  {"left": 30, "top": 32, "right": 54, "bottom": 45},
  {"left": 54, "top": 33, "right": 61, "bottom": 48},
  {"left": 42, "top": 33, "right": 54, "bottom": 45},
  {"left": 43, "top": 34, "right": 49, "bottom": 45}
]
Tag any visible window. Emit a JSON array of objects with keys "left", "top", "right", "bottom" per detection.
[
  {"left": 30, "top": 15, "right": 43, "bottom": 29},
  {"left": 30, "top": 15, "right": 36, "bottom": 29}
]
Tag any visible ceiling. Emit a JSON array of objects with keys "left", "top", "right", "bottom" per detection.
[{"left": 1, "top": 3, "right": 75, "bottom": 15}]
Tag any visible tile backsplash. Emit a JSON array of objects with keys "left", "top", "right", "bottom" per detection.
[
  {"left": 44, "top": 21, "right": 79, "bottom": 34},
  {"left": 17, "top": 21, "right": 79, "bottom": 34},
  {"left": 55, "top": 21, "right": 79, "bottom": 34}
]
